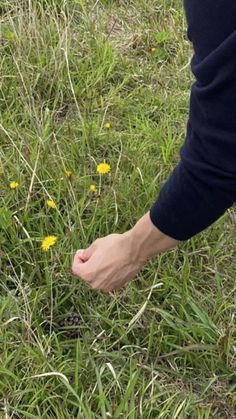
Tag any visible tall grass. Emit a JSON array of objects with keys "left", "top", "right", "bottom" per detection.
[{"left": 0, "top": 1, "right": 235, "bottom": 417}]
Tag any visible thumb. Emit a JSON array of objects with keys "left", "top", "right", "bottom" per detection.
[
  {"left": 71, "top": 244, "right": 95, "bottom": 277},
  {"left": 77, "top": 244, "right": 94, "bottom": 262},
  {"left": 75, "top": 249, "right": 86, "bottom": 261}
]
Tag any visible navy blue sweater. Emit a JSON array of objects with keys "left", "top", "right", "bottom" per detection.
[{"left": 149, "top": 0, "right": 236, "bottom": 240}]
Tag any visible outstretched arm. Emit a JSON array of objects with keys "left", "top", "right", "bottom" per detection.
[{"left": 72, "top": 1, "right": 236, "bottom": 292}]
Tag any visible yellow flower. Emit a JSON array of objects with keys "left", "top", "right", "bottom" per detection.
[
  {"left": 151, "top": 47, "right": 157, "bottom": 53},
  {"left": 41, "top": 235, "right": 57, "bottom": 251},
  {"left": 104, "top": 122, "right": 111, "bottom": 129},
  {"left": 47, "top": 200, "right": 56, "bottom": 209},
  {"left": 65, "top": 170, "right": 72, "bottom": 178},
  {"left": 10, "top": 181, "right": 19, "bottom": 189},
  {"left": 96, "top": 162, "right": 111, "bottom": 174},
  {"left": 89, "top": 184, "right": 97, "bottom": 192}
]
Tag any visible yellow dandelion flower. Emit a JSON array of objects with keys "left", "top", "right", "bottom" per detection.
[
  {"left": 41, "top": 235, "right": 57, "bottom": 251},
  {"left": 89, "top": 184, "right": 97, "bottom": 192},
  {"left": 104, "top": 122, "right": 111, "bottom": 129},
  {"left": 96, "top": 162, "right": 111, "bottom": 174},
  {"left": 47, "top": 200, "right": 56, "bottom": 209},
  {"left": 65, "top": 170, "right": 72, "bottom": 178},
  {"left": 10, "top": 181, "right": 19, "bottom": 189},
  {"left": 151, "top": 47, "right": 157, "bottom": 53}
]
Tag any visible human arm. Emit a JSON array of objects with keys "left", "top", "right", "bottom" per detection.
[
  {"left": 150, "top": 0, "right": 236, "bottom": 240},
  {"left": 71, "top": 211, "right": 179, "bottom": 293},
  {"left": 71, "top": 1, "right": 236, "bottom": 292}
]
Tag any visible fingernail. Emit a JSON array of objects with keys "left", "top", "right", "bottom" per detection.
[{"left": 76, "top": 250, "right": 84, "bottom": 257}]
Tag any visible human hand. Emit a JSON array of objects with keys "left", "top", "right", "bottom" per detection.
[
  {"left": 71, "top": 212, "right": 179, "bottom": 293},
  {"left": 71, "top": 232, "right": 143, "bottom": 293}
]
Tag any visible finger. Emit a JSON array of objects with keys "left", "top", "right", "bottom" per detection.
[
  {"left": 71, "top": 250, "right": 84, "bottom": 271},
  {"left": 88, "top": 281, "right": 108, "bottom": 293},
  {"left": 72, "top": 250, "right": 85, "bottom": 268},
  {"left": 71, "top": 258, "right": 96, "bottom": 285},
  {"left": 89, "top": 279, "right": 112, "bottom": 293},
  {"left": 75, "top": 249, "right": 86, "bottom": 261},
  {"left": 78, "top": 244, "right": 94, "bottom": 262},
  {"left": 71, "top": 254, "right": 87, "bottom": 278}
]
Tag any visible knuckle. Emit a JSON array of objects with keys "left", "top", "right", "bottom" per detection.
[
  {"left": 71, "top": 263, "right": 84, "bottom": 279},
  {"left": 95, "top": 237, "right": 103, "bottom": 246},
  {"left": 71, "top": 265, "right": 78, "bottom": 275},
  {"left": 87, "top": 269, "right": 97, "bottom": 282},
  {"left": 84, "top": 275, "right": 91, "bottom": 283},
  {"left": 84, "top": 271, "right": 94, "bottom": 282}
]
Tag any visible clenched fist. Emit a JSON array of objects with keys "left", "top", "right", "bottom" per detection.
[
  {"left": 71, "top": 232, "right": 143, "bottom": 293},
  {"left": 71, "top": 212, "right": 179, "bottom": 293}
]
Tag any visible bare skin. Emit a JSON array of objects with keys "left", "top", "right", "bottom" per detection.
[{"left": 71, "top": 211, "right": 179, "bottom": 293}]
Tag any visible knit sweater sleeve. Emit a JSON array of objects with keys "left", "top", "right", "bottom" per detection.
[{"left": 149, "top": 0, "right": 236, "bottom": 240}]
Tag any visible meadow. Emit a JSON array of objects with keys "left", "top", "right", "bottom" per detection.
[{"left": 0, "top": 0, "right": 235, "bottom": 417}]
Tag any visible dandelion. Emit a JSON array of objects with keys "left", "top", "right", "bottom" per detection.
[
  {"left": 89, "top": 184, "right": 97, "bottom": 192},
  {"left": 65, "top": 170, "right": 72, "bottom": 178},
  {"left": 96, "top": 162, "right": 111, "bottom": 174},
  {"left": 47, "top": 200, "right": 56, "bottom": 209},
  {"left": 10, "top": 181, "right": 19, "bottom": 189},
  {"left": 104, "top": 122, "right": 111, "bottom": 129},
  {"left": 151, "top": 47, "right": 157, "bottom": 53},
  {"left": 41, "top": 235, "right": 57, "bottom": 251}
]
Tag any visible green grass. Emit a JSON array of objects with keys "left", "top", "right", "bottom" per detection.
[{"left": 0, "top": 1, "right": 236, "bottom": 417}]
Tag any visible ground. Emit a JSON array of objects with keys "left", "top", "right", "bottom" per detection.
[{"left": 0, "top": 1, "right": 235, "bottom": 418}]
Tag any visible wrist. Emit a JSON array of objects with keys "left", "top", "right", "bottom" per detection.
[{"left": 124, "top": 211, "right": 179, "bottom": 263}]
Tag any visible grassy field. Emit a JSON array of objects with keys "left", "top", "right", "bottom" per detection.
[{"left": 0, "top": 0, "right": 236, "bottom": 417}]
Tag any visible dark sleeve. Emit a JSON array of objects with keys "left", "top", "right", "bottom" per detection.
[{"left": 149, "top": 0, "right": 236, "bottom": 240}]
